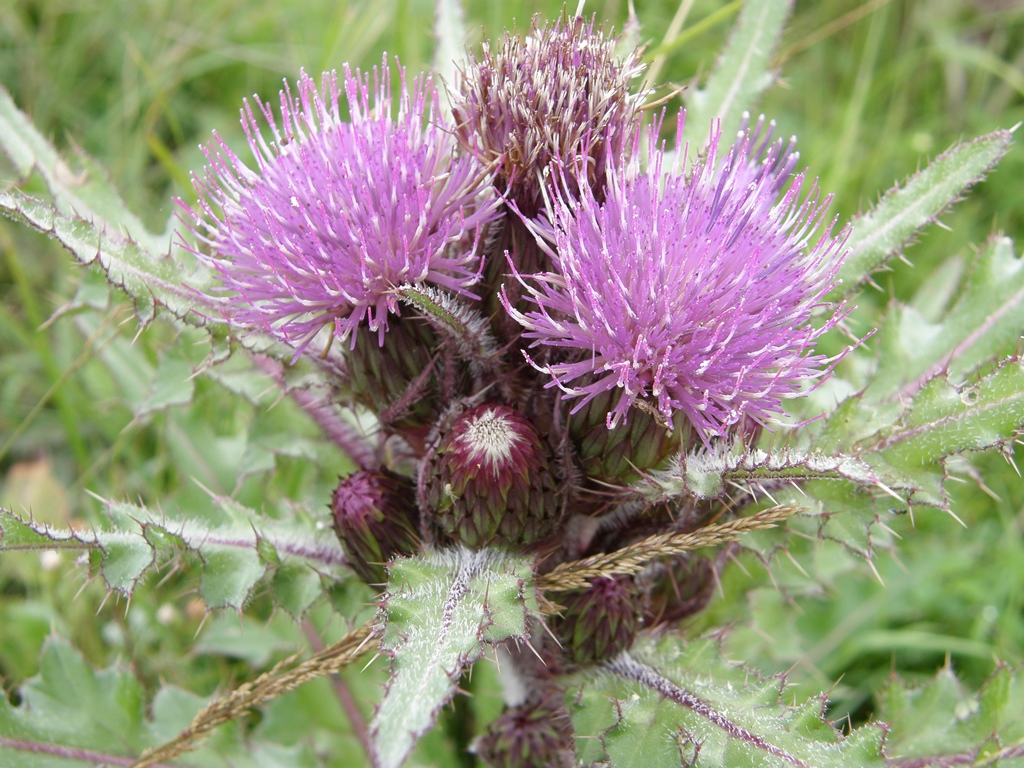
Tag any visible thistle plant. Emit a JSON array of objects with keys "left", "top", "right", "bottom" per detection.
[{"left": 0, "top": 2, "right": 1021, "bottom": 768}]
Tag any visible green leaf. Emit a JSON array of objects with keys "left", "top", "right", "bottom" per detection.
[
  {"left": 0, "top": 188, "right": 215, "bottom": 328},
  {"left": 0, "top": 636, "right": 318, "bottom": 767},
  {"left": 0, "top": 637, "right": 148, "bottom": 766},
  {"left": 638, "top": 446, "right": 879, "bottom": 501},
  {"left": 829, "top": 130, "right": 1013, "bottom": 303},
  {"left": 805, "top": 359, "right": 1024, "bottom": 510},
  {"left": 272, "top": 560, "right": 327, "bottom": 619},
  {"left": 867, "top": 359, "right": 1024, "bottom": 506},
  {"left": 569, "top": 635, "right": 887, "bottom": 768},
  {"left": 1, "top": 182, "right": 344, "bottom": 378},
  {"left": 136, "top": 344, "right": 198, "bottom": 417},
  {"left": 681, "top": 0, "right": 791, "bottom": 153},
  {"left": 745, "top": 479, "right": 898, "bottom": 563},
  {"left": 865, "top": 236, "right": 1024, "bottom": 401},
  {"left": 197, "top": 540, "right": 267, "bottom": 610},
  {"left": 372, "top": 548, "right": 539, "bottom": 768},
  {"left": 0, "top": 84, "right": 169, "bottom": 256},
  {"left": 194, "top": 612, "right": 301, "bottom": 667},
  {"left": 880, "top": 665, "right": 1024, "bottom": 765},
  {"left": 0, "top": 495, "right": 346, "bottom": 611}
]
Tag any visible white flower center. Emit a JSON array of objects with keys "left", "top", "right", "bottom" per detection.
[{"left": 458, "top": 408, "right": 523, "bottom": 467}]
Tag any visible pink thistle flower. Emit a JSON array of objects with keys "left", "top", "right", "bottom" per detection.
[
  {"left": 502, "top": 116, "right": 850, "bottom": 444},
  {"left": 180, "top": 59, "right": 499, "bottom": 353}
]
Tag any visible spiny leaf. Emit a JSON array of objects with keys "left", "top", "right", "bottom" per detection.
[
  {"left": 632, "top": 444, "right": 901, "bottom": 566},
  {"left": 0, "top": 84, "right": 169, "bottom": 257},
  {"left": 865, "top": 236, "right": 1024, "bottom": 401},
  {"left": 0, "top": 496, "right": 345, "bottom": 612},
  {"left": 372, "top": 548, "right": 539, "bottom": 768},
  {"left": 136, "top": 346, "right": 197, "bottom": 418},
  {"left": 1, "top": 180, "right": 348, "bottom": 380},
  {"left": 880, "top": 664, "right": 1024, "bottom": 766},
  {"left": 0, "top": 635, "right": 319, "bottom": 768},
  {"left": 0, "top": 188, "right": 216, "bottom": 328},
  {"left": 569, "top": 635, "right": 887, "bottom": 768},
  {"left": 637, "top": 446, "right": 879, "bottom": 502},
  {"left": 739, "top": 480, "right": 899, "bottom": 564},
  {"left": 879, "top": 360, "right": 1024, "bottom": 463},
  {"left": 868, "top": 359, "right": 1024, "bottom": 506},
  {"left": 829, "top": 130, "right": 1013, "bottom": 303},
  {"left": 681, "top": 0, "right": 791, "bottom": 153}
]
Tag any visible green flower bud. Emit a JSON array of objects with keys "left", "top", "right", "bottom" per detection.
[
  {"left": 427, "top": 404, "right": 559, "bottom": 549},
  {"left": 477, "top": 691, "right": 576, "bottom": 768},
  {"left": 641, "top": 554, "right": 714, "bottom": 628},
  {"left": 569, "top": 385, "right": 683, "bottom": 484},
  {"left": 347, "top": 317, "right": 443, "bottom": 448},
  {"left": 331, "top": 469, "right": 421, "bottom": 585},
  {"left": 552, "top": 574, "right": 640, "bottom": 665}
]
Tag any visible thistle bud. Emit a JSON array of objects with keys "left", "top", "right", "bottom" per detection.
[
  {"left": 453, "top": 15, "right": 646, "bottom": 344},
  {"left": 641, "top": 554, "right": 714, "bottom": 628},
  {"left": 476, "top": 691, "right": 576, "bottom": 768},
  {"left": 568, "top": 386, "right": 683, "bottom": 483},
  {"left": 426, "top": 404, "right": 559, "bottom": 549},
  {"left": 331, "top": 469, "right": 421, "bottom": 585},
  {"left": 347, "top": 317, "right": 441, "bottom": 448},
  {"left": 552, "top": 574, "right": 640, "bottom": 665}
]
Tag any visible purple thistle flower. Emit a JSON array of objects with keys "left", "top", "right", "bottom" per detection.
[
  {"left": 502, "top": 116, "right": 850, "bottom": 444},
  {"left": 180, "top": 59, "right": 499, "bottom": 353}
]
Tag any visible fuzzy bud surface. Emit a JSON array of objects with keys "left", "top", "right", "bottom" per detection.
[
  {"left": 552, "top": 574, "right": 640, "bottom": 665},
  {"left": 477, "top": 691, "right": 576, "bottom": 768}
]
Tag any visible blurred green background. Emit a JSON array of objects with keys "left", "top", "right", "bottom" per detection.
[{"left": 1, "top": 0, "right": 1022, "bottom": 742}]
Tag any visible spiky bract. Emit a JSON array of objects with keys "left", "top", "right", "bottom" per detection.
[
  {"left": 476, "top": 691, "right": 577, "bottom": 768},
  {"left": 552, "top": 574, "right": 640, "bottom": 664}
]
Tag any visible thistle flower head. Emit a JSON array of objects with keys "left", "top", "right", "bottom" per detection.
[
  {"left": 452, "top": 14, "right": 646, "bottom": 215},
  {"left": 181, "top": 59, "right": 499, "bottom": 353},
  {"left": 503, "top": 116, "right": 850, "bottom": 444}
]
